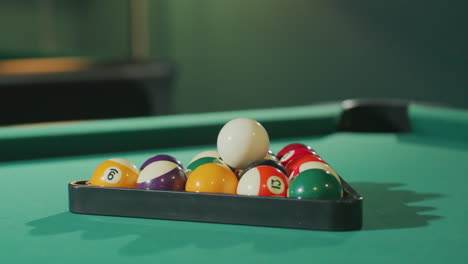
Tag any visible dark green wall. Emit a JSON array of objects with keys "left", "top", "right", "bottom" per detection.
[
  {"left": 0, "top": 0, "right": 128, "bottom": 59},
  {"left": 0, "top": 0, "right": 51, "bottom": 56},
  {"left": 74, "top": 0, "right": 129, "bottom": 59},
  {"left": 153, "top": 0, "right": 467, "bottom": 113},
  {"left": 1, "top": 0, "right": 467, "bottom": 113}
]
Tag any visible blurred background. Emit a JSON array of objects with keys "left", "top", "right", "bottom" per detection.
[{"left": 0, "top": 0, "right": 466, "bottom": 125}]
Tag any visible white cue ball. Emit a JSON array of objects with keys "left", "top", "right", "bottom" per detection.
[{"left": 217, "top": 118, "right": 269, "bottom": 169}]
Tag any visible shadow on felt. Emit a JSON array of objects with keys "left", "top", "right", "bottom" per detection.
[
  {"left": 25, "top": 182, "right": 442, "bottom": 256},
  {"left": 26, "top": 211, "right": 350, "bottom": 256},
  {"left": 351, "top": 182, "right": 443, "bottom": 230}
]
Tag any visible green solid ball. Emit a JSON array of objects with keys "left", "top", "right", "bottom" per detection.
[{"left": 288, "top": 169, "right": 342, "bottom": 200}]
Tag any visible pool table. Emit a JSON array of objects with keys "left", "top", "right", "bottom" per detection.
[{"left": 1, "top": 100, "right": 467, "bottom": 263}]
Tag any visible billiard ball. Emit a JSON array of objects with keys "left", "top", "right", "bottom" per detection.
[
  {"left": 140, "top": 154, "right": 184, "bottom": 170},
  {"left": 285, "top": 154, "right": 327, "bottom": 176},
  {"left": 264, "top": 152, "right": 279, "bottom": 162},
  {"left": 290, "top": 161, "right": 340, "bottom": 182},
  {"left": 137, "top": 160, "right": 186, "bottom": 190},
  {"left": 217, "top": 118, "right": 269, "bottom": 169},
  {"left": 185, "top": 163, "right": 238, "bottom": 194},
  {"left": 288, "top": 169, "right": 342, "bottom": 200},
  {"left": 279, "top": 148, "right": 316, "bottom": 166},
  {"left": 90, "top": 158, "right": 139, "bottom": 188},
  {"left": 276, "top": 143, "right": 313, "bottom": 160},
  {"left": 189, "top": 150, "right": 220, "bottom": 163},
  {"left": 238, "top": 159, "right": 287, "bottom": 178},
  {"left": 187, "top": 157, "right": 227, "bottom": 171},
  {"left": 186, "top": 157, "right": 230, "bottom": 178},
  {"left": 237, "top": 165, "right": 289, "bottom": 197}
]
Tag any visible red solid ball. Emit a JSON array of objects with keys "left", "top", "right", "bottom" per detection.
[
  {"left": 276, "top": 143, "right": 313, "bottom": 160},
  {"left": 279, "top": 148, "right": 316, "bottom": 167}
]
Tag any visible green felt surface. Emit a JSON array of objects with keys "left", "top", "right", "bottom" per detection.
[{"left": 0, "top": 104, "right": 467, "bottom": 263}]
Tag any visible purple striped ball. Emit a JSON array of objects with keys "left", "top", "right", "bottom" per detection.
[
  {"left": 140, "top": 154, "right": 184, "bottom": 170},
  {"left": 137, "top": 160, "right": 186, "bottom": 190}
]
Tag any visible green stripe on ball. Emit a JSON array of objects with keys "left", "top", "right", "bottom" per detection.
[{"left": 187, "top": 157, "right": 225, "bottom": 171}]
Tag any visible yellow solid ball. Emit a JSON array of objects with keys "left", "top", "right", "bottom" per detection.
[
  {"left": 185, "top": 163, "right": 238, "bottom": 194},
  {"left": 90, "top": 158, "right": 139, "bottom": 188}
]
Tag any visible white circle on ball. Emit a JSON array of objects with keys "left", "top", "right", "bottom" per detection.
[
  {"left": 104, "top": 167, "right": 122, "bottom": 183},
  {"left": 217, "top": 118, "right": 269, "bottom": 169},
  {"left": 267, "top": 175, "right": 285, "bottom": 194},
  {"left": 280, "top": 150, "right": 295, "bottom": 163}
]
